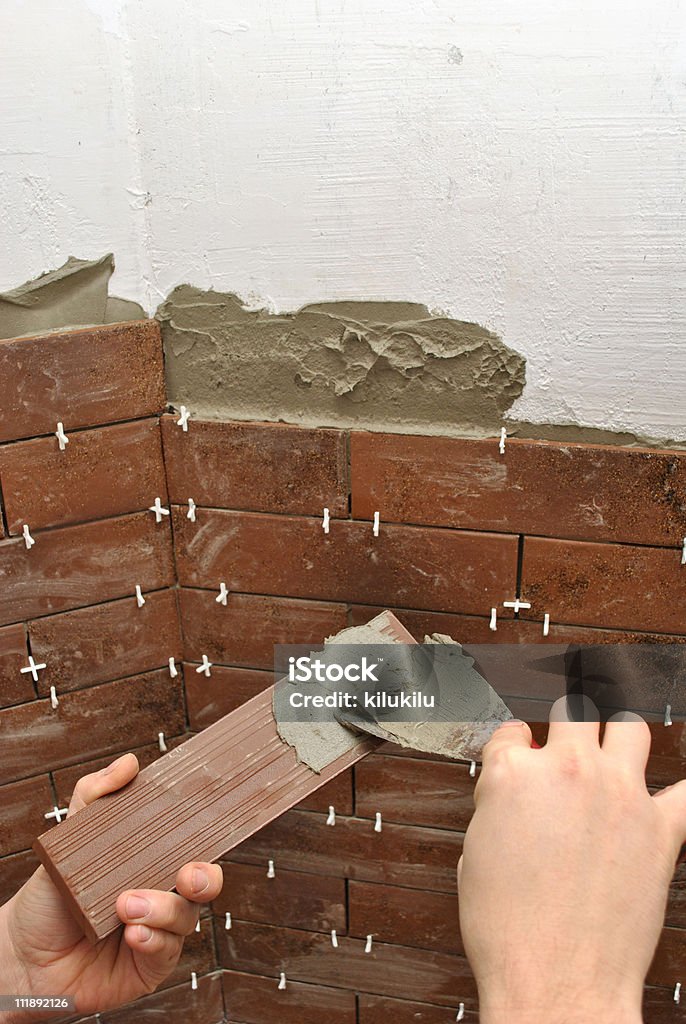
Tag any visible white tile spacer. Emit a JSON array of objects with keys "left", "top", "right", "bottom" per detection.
[
  {"left": 674, "top": 982, "right": 681, "bottom": 1004},
  {"left": 364, "top": 934, "right": 373, "bottom": 954},
  {"left": 267, "top": 859, "right": 276, "bottom": 878},
  {"left": 278, "top": 972, "right": 287, "bottom": 991},
  {"left": 135, "top": 585, "right": 146, "bottom": 608},
  {"left": 169, "top": 656, "right": 178, "bottom": 678},
  {"left": 543, "top": 613, "right": 550, "bottom": 637},
  {"left": 469, "top": 760, "right": 477, "bottom": 778},
  {"left": 149, "top": 497, "right": 170, "bottom": 523},
  {"left": 326, "top": 805, "right": 336, "bottom": 826},
  {"left": 158, "top": 731, "right": 168, "bottom": 752},
  {"left": 195, "top": 918, "right": 201, "bottom": 932},
  {"left": 489, "top": 607, "right": 497, "bottom": 632},
  {"left": 22, "top": 524, "right": 35, "bottom": 550},
  {"left": 665, "top": 704, "right": 673, "bottom": 728},
  {"left": 49, "top": 685, "right": 59, "bottom": 709},
  {"left": 322, "top": 507, "right": 330, "bottom": 534},
  {"left": 456, "top": 1003, "right": 465, "bottom": 1021},
  {"left": 499, "top": 427, "right": 506, "bottom": 455},
  {"left": 190, "top": 971, "right": 198, "bottom": 990},
  {"left": 681, "top": 538, "right": 686, "bottom": 565},
  {"left": 44, "top": 806, "right": 68, "bottom": 824},
  {"left": 372, "top": 511, "right": 380, "bottom": 537},
  {"left": 225, "top": 912, "right": 232, "bottom": 930},
  {"left": 196, "top": 654, "right": 212, "bottom": 677},
  {"left": 216, "top": 582, "right": 229, "bottom": 606},
  {"left": 503, "top": 598, "right": 532, "bottom": 614},
  {"left": 55, "top": 422, "right": 69, "bottom": 451},
  {"left": 20, "top": 655, "right": 47, "bottom": 682},
  {"left": 331, "top": 929, "right": 338, "bottom": 948},
  {"left": 187, "top": 498, "right": 197, "bottom": 522},
  {"left": 177, "top": 406, "right": 190, "bottom": 432},
  {"left": 374, "top": 812, "right": 382, "bottom": 833}
]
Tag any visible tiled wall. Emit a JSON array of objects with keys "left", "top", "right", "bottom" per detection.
[{"left": 1, "top": 321, "right": 685, "bottom": 1023}]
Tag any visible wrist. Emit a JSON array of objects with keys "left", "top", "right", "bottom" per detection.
[{"left": 479, "top": 995, "right": 643, "bottom": 1024}]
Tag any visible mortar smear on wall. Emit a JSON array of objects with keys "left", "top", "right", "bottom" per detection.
[{"left": 157, "top": 285, "right": 526, "bottom": 438}]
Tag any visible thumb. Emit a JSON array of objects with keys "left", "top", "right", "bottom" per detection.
[{"left": 652, "top": 779, "right": 686, "bottom": 856}]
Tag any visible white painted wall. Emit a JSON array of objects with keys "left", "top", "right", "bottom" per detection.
[{"left": 1, "top": 0, "right": 684, "bottom": 438}]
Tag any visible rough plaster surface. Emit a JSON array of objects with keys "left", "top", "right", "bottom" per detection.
[
  {"left": 158, "top": 286, "right": 525, "bottom": 436},
  {"left": 1, "top": 0, "right": 685, "bottom": 438}
]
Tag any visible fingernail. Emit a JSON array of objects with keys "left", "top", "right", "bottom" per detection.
[
  {"left": 126, "top": 895, "right": 150, "bottom": 919},
  {"left": 136, "top": 925, "right": 152, "bottom": 942},
  {"left": 102, "top": 754, "right": 126, "bottom": 775},
  {"left": 192, "top": 869, "right": 209, "bottom": 894},
  {"left": 499, "top": 719, "right": 526, "bottom": 728}
]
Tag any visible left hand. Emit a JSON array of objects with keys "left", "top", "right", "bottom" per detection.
[{"left": 0, "top": 753, "right": 223, "bottom": 1019}]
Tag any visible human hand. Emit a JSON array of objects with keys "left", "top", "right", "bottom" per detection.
[
  {"left": 0, "top": 753, "right": 223, "bottom": 1022},
  {"left": 458, "top": 695, "right": 685, "bottom": 1024}
]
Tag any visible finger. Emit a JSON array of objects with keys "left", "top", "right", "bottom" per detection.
[
  {"left": 68, "top": 753, "right": 139, "bottom": 815},
  {"left": 546, "top": 694, "right": 600, "bottom": 749},
  {"left": 481, "top": 720, "right": 533, "bottom": 767},
  {"left": 123, "top": 924, "right": 183, "bottom": 988},
  {"left": 117, "top": 889, "right": 199, "bottom": 937},
  {"left": 653, "top": 779, "right": 686, "bottom": 853},
  {"left": 175, "top": 862, "right": 224, "bottom": 903},
  {"left": 602, "top": 711, "right": 651, "bottom": 776}
]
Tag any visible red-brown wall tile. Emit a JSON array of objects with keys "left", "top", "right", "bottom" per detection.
[
  {"left": 174, "top": 510, "right": 519, "bottom": 617},
  {"left": 0, "top": 512, "right": 175, "bottom": 626},
  {"left": 29, "top": 590, "right": 181, "bottom": 695},
  {"left": 227, "top": 810, "right": 461, "bottom": 892},
  {"left": 0, "top": 669, "right": 185, "bottom": 785},
  {"left": 178, "top": 589, "right": 347, "bottom": 669},
  {"left": 521, "top": 536, "right": 686, "bottom": 634},
  {"left": 355, "top": 755, "right": 474, "bottom": 831},
  {"left": 185, "top": 664, "right": 274, "bottom": 729},
  {"left": 0, "top": 849, "right": 40, "bottom": 905},
  {"left": 0, "top": 622, "right": 33, "bottom": 707},
  {"left": 101, "top": 973, "right": 224, "bottom": 1024},
  {"left": 0, "top": 774, "right": 54, "bottom": 856},
  {"left": 216, "top": 862, "right": 346, "bottom": 932},
  {"left": 358, "top": 994, "right": 477, "bottom": 1024},
  {"left": 161, "top": 416, "right": 348, "bottom": 517},
  {"left": 348, "top": 880, "right": 461, "bottom": 955},
  {"left": 298, "top": 770, "right": 353, "bottom": 816},
  {"left": 351, "top": 431, "right": 686, "bottom": 546},
  {"left": 221, "top": 970, "right": 356, "bottom": 1024},
  {"left": 0, "top": 321, "right": 165, "bottom": 443},
  {"left": 0, "top": 419, "right": 167, "bottom": 534},
  {"left": 217, "top": 922, "right": 476, "bottom": 1008}
]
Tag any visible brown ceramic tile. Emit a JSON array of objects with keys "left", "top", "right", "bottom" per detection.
[
  {"left": 0, "top": 419, "right": 167, "bottom": 534},
  {"left": 0, "top": 669, "right": 185, "bottom": 786},
  {"left": 221, "top": 970, "right": 356, "bottom": 1024},
  {"left": 297, "top": 768, "right": 353, "bottom": 815},
  {"left": 667, "top": 863, "right": 686, "bottom": 930},
  {"left": 52, "top": 734, "right": 190, "bottom": 807},
  {"left": 0, "top": 622, "right": 33, "bottom": 707},
  {"left": 521, "top": 536, "right": 686, "bottom": 635},
  {"left": 348, "top": 603, "right": 686, "bottom": 645},
  {"left": 228, "top": 809, "right": 461, "bottom": 892},
  {"left": 649, "top": 926, "right": 686, "bottom": 988},
  {"left": 101, "top": 973, "right": 223, "bottom": 1024},
  {"left": 178, "top": 589, "right": 348, "bottom": 669},
  {"left": 0, "top": 774, "right": 54, "bottom": 857},
  {"left": 0, "top": 321, "right": 165, "bottom": 443},
  {"left": 351, "top": 431, "right": 686, "bottom": 546},
  {"left": 34, "top": 688, "right": 378, "bottom": 941},
  {"left": 174, "top": 509, "right": 519, "bottom": 617},
  {"left": 348, "top": 880, "right": 461, "bottom": 955},
  {"left": 359, "top": 994, "right": 477, "bottom": 1024},
  {"left": 215, "top": 862, "right": 346, "bottom": 932},
  {"left": 29, "top": 590, "right": 181, "bottom": 695},
  {"left": 184, "top": 664, "right": 274, "bottom": 729},
  {"left": 643, "top": 986, "right": 686, "bottom": 1022},
  {"left": 160, "top": 926, "right": 217, "bottom": 991},
  {"left": 355, "top": 755, "right": 474, "bottom": 831},
  {"left": 161, "top": 415, "right": 348, "bottom": 516},
  {"left": 0, "top": 512, "right": 175, "bottom": 626},
  {"left": 217, "top": 922, "right": 476, "bottom": 1008},
  {"left": 0, "top": 849, "right": 39, "bottom": 905}
]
